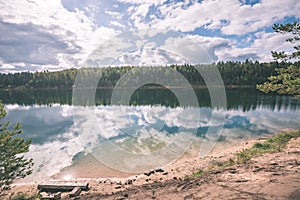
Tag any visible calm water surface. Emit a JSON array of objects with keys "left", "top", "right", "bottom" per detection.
[{"left": 1, "top": 87, "right": 299, "bottom": 180}]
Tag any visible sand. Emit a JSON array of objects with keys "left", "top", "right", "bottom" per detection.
[{"left": 3, "top": 134, "right": 300, "bottom": 199}]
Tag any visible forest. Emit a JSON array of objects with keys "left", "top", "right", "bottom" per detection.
[{"left": 0, "top": 60, "right": 299, "bottom": 89}]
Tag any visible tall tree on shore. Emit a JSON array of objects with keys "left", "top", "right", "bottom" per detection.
[
  {"left": 0, "top": 102, "right": 33, "bottom": 195},
  {"left": 257, "top": 22, "right": 300, "bottom": 98}
]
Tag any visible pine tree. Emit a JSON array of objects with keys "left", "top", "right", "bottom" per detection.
[
  {"left": 0, "top": 102, "right": 33, "bottom": 195},
  {"left": 257, "top": 22, "right": 300, "bottom": 98}
]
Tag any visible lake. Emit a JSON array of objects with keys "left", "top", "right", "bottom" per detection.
[{"left": 1, "top": 87, "right": 300, "bottom": 181}]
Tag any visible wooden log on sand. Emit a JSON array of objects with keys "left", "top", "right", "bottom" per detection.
[
  {"left": 68, "top": 187, "right": 82, "bottom": 197},
  {"left": 38, "top": 181, "right": 89, "bottom": 192}
]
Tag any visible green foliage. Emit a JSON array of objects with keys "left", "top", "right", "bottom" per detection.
[
  {"left": 0, "top": 102, "right": 33, "bottom": 195},
  {"left": 236, "top": 148, "right": 253, "bottom": 164},
  {"left": 1, "top": 61, "right": 299, "bottom": 90},
  {"left": 264, "top": 131, "right": 300, "bottom": 151},
  {"left": 252, "top": 142, "right": 271, "bottom": 150},
  {"left": 235, "top": 131, "right": 300, "bottom": 164},
  {"left": 257, "top": 22, "right": 300, "bottom": 98},
  {"left": 186, "top": 131, "right": 300, "bottom": 179},
  {"left": 257, "top": 65, "right": 300, "bottom": 98},
  {"left": 213, "top": 158, "right": 235, "bottom": 168},
  {"left": 271, "top": 22, "right": 300, "bottom": 61},
  {"left": 185, "top": 169, "right": 204, "bottom": 179}
]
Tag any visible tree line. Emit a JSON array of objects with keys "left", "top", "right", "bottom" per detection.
[{"left": 0, "top": 60, "right": 299, "bottom": 89}]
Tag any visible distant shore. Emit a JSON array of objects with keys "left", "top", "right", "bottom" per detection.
[{"left": 0, "top": 84, "right": 256, "bottom": 91}]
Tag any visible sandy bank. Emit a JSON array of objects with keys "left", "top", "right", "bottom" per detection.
[{"left": 3, "top": 133, "right": 299, "bottom": 199}]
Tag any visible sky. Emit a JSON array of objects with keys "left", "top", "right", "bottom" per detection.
[{"left": 0, "top": 0, "right": 299, "bottom": 73}]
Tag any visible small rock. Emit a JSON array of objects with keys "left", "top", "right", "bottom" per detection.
[
  {"left": 253, "top": 167, "right": 265, "bottom": 172},
  {"left": 116, "top": 181, "right": 122, "bottom": 185},
  {"left": 115, "top": 185, "right": 122, "bottom": 189},
  {"left": 155, "top": 168, "right": 164, "bottom": 173},
  {"left": 144, "top": 170, "right": 155, "bottom": 176},
  {"left": 162, "top": 172, "right": 168, "bottom": 175},
  {"left": 125, "top": 179, "right": 133, "bottom": 185},
  {"left": 270, "top": 162, "right": 278, "bottom": 166},
  {"left": 104, "top": 179, "right": 111, "bottom": 184},
  {"left": 272, "top": 173, "right": 281, "bottom": 176},
  {"left": 234, "top": 179, "right": 248, "bottom": 183},
  {"left": 173, "top": 177, "right": 177, "bottom": 180}
]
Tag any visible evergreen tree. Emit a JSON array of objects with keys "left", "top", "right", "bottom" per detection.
[
  {"left": 0, "top": 102, "right": 33, "bottom": 195},
  {"left": 257, "top": 22, "right": 300, "bottom": 98},
  {"left": 271, "top": 22, "right": 300, "bottom": 61}
]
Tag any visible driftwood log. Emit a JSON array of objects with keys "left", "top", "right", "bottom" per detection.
[
  {"left": 68, "top": 187, "right": 82, "bottom": 197},
  {"left": 38, "top": 181, "right": 89, "bottom": 192}
]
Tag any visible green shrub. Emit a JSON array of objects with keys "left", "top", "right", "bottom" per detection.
[{"left": 186, "top": 130, "right": 300, "bottom": 179}]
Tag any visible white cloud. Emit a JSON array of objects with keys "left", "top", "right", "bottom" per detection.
[
  {"left": 0, "top": 0, "right": 299, "bottom": 72},
  {"left": 215, "top": 31, "right": 294, "bottom": 61},
  {"left": 105, "top": 10, "right": 124, "bottom": 20},
  {"left": 111, "top": 20, "right": 126, "bottom": 28},
  {"left": 129, "top": 0, "right": 300, "bottom": 35},
  {"left": 117, "top": 0, "right": 165, "bottom": 5},
  {"left": 0, "top": 0, "right": 117, "bottom": 72},
  {"left": 160, "top": 35, "right": 233, "bottom": 62}
]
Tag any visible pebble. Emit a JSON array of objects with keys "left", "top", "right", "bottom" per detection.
[
  {"left": 144, "top": 170, "right": 155, "bottom": 176},
  {"left": 270, "top": 162, "right": 278, "bottom": 165},
  {"left": 155, "top": 168, "right": 165, "bottom": 173},
  {"left": 125, "top": 179, "right": 133, "bottom": 185}
]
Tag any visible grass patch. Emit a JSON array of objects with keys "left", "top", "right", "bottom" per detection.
[
  {"left": 185, "top": 169, "right": 204, "bottom": 179},
  {"left": 234, "top": 131, "right": 299, "bottom": 164},
  {"left": 185, "top": 130, "right": 300, "bottom": 179}
]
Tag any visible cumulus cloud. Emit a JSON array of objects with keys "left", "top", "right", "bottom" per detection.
[
  {"left": 0, "top": 20, "right": 80, "bottom": 65},
  {"left": 0, "top": 0, "right": 299, "bottom": 72},
  {"left": 131, "top": 0, "right": 300, "bottom": 35},
  {"left": 0, "top": 0, "right": 117, "bottom": 72},
  {"left": 215, "top": 31, "right": 294, "bottom": 61}
]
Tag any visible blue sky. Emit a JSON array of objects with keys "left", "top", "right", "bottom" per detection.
[{"left": 0, "top": 0, "right": 299, "bottom": 72}]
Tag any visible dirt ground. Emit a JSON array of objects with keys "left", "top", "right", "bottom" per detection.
[{"left": 4, "top": 136, "right": 300, "bottom": 200}]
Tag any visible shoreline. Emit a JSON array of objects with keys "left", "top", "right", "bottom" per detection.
[
  {"left": 7, "top": 135, "right": 267, "bottom": 191},
  {"left": 5, "top": 131, "right": 299, "bottom": 199},
  {"left": 49, "top": 136, "right": 262, "bottom": 180},
  {"left": 0, "top": 85, "right": 257, "bottom": 92}
]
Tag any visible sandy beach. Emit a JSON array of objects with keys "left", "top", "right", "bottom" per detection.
[{"left": 4, "top": 132, "right": 300, "bottom": 199}]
